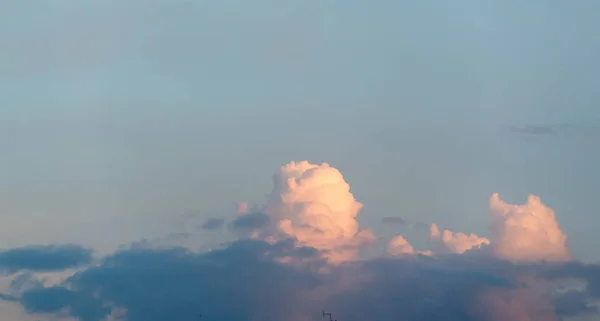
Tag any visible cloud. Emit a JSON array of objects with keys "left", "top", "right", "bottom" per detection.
[
  {"left": 236, "top": 202, "right": 249, "bottom": 215},
  {"left": 471, "top": 287, "right": 559, "bottom": 321},
  {"left": 429, "top": 223, "right": 490, "bottom": 254},
  {"left": 12, "top": 239, "right": 323, "bottom": 321},
  {"left": 0, "top": 292, "right": 17, "bottom": 301},
  {"left": 8, "top": 272, "right": 44, "bottom": 295},
  {"left": 386, "top": 235, "right": 415, "bottom": 256},
  {"left": 390, "top": 193, "right": 569, "bottom": 262},
  {"left": 200, "top": 218, "right": 225, "bottom": 230},
  {"left": 489, "top": 193, "right": 571, "bottom": 263},
  {"left": 0, "top": 245, "right": 93, "bottom": 275},
  {"left": 229, "top": 212, "right": 271, "bottom": 231},
  {"left": 0, "top": 161, "right": 593, "bottom": 321},
  {"left": 381, "top": 217, "right": 407, "bottom": 225},
  {"left": 1, "top": 240, "right": 599, "bottom": 321},
  {"left": 259, "top": 161, "right": 376, "bottom": 263},
  {"left": 386, "top": 236, "right": 431, "bottom": 257}
]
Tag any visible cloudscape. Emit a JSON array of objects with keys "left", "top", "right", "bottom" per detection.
[
  {"left": 1, "top": 160, "right": 599, "bottom": 321},
  {"left": 2, "top": 1, "right": 600, "bottom": 320}
]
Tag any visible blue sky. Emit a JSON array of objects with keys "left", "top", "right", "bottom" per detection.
[{"left": 1, "top": 0, "right": 600, "bottom": 262}]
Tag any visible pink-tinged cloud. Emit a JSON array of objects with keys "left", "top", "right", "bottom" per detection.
[
  {"left": 236, "top": 202, "right": 249, "bottom": 216},
  {"left": 263, "top": 161, "right": 375, "bottom": 263},
  {"left": 429, "top": 223, "right": 490, "bottom": 254},
  {"left": 489, "top": 193, "right": 570, "bottom": 263},
  {"left": 386, "top": 235, "right": 431, "bottom": 257},
  {"left": 386, "top": 235, "right": 415, "bottom": 256}
]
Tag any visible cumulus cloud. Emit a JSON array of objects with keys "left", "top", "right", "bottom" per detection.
[
  {"left": 253, "top": 161, "right": 376, "bottom": 263},
  {"left": 387, "top": 193, "right": 569, "bottom": 262},
  {"left": 489, "top": 193, "right": 571, "bottom": 263},
  {"left": 0, "top": 161, "right": 593, "bottom": 321},
  {"left": 386, "top": 236, "right": 431, "bottom": 257},
  {"left": 0, "top": 245, "right": 93, "bottom": 275},
  {"left": 429, "top": 223, "right": 490, "bottom": 254},
  {"left": 386, "top": 235, "right": 415, "bottom": 256}
]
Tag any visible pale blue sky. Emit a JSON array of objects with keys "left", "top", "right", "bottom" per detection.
[{"left": 1, "top": 1, "right": 599, "bottom": 260}]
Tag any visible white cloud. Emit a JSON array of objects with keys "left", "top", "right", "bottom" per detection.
[
  {"left": 261, "top": 161, "right": 376, "bottom": 263},
  {"left": 489, "top": 193, "right": 570, "bottom": 263},
  {"left": 429, "top": 223, "right": 490, "bottom": 254}
]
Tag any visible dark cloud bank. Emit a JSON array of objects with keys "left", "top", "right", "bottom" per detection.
[
  {"left": 0, "top": 244, "right": 92, "bottom": 274},
  {"left": 1, "top": 239, "right": 600, "bottom": 321}
]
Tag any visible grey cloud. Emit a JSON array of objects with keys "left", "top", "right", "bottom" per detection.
[
  {"left": 14, "top": 239, "right": 322, "bottom": 321},
  {"left": 412, "top": 222, "right": 430, "bottom": 230},
  {"left": 4, "top": 239, "right": 600, "bottom": 321},
  {"left": 0, "top": 293, "right": 17, "bottom": 302},
  {"left": 21, "top": 286, "right": 111, "bottom": 320},
  {"left": 381, "top": 217, "right": 407, "bottom": 225},
  {"left": 552, "top": 290, "right": 598, "bottom": 317},
  {"left": 0, "top": 244, "right": 93, "bottom": 274},
  {"left": 229, "top": 212, "right": 270, "bottom": 230},
  {"left": 8, "top": 272, "right": 44, "bottom": 295},
  {"left": 541, "top": 261, "right": 600, "bottom": 297},
  {"left": 200, "top": 218, "right": 225, "bottom": 230}
]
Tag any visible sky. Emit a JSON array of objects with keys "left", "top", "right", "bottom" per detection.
[{"left": 1, "top": 1, "right": 600, "bottom": 320}]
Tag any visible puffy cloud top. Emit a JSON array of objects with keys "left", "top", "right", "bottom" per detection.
[
  {"left": 429, "top": 223, "right": 490, "bottom": 254},
  {"left": 386, "top": 236, "right": 415, "bottom": 256},
  {"left": 0, "top": 161, "right": 590, "bottom": 321},
  {"left": 263, "top": 161, "right": 375, "bottom": 263},
  {"left": 489, "top": 193, "right": 570, "bottom": 263}
]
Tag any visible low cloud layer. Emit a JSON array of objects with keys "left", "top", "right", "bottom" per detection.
[
  {"left": 0, "top": 160, "right": 593, "bottom": 321},
  {"left": 1, "top": 238, "right": 598, "bottom": 321},
  {"left": 0, "top": 245, "right": 92, "bottom": 275}
]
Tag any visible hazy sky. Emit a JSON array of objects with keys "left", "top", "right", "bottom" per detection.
[{"left": 2, "top": 0, "right": 600, "bottom": 262}]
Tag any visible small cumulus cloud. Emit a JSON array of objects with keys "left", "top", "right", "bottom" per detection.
[
  {"left": 429, "top": 223, "right": 490, "bottom": 254},
  {"left": 386, "top": 235, "right": 431, "bottom": 257}
]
